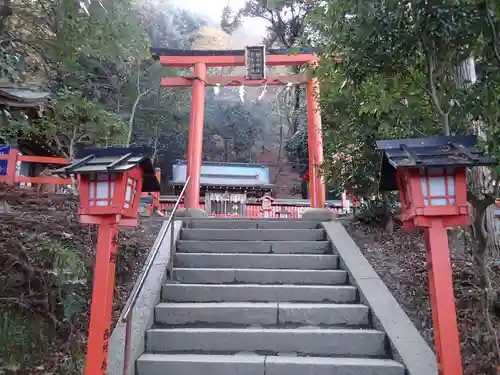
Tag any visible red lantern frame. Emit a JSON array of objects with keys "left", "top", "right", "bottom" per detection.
[
  {"left": 396, "top": 167, "right": 469, "bottom": 230},
  {"left": 78, "top": 167, "right": 143, "bottom": 226}
]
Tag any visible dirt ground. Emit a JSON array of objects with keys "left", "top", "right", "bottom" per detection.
[
  {"left": 346, "top": 219, "right": 500, "bottom": 375},
  {"left": 0, "top": 185, "right": 163, "bottom": 374}
]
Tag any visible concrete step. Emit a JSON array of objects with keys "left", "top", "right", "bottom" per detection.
[
  {"left": 155, "top": 302, "right": 369, "bottom": 327},
  {"left": 137, "top": 354, "right": 405, "bottom": 375},
  {"left": 162, "top": 284, "right": 357, "bottom": 303},
  {"left": 176, "top": 241, "right": 331, "bottom": 254},
  {"left": 187, "top": 219, "right": 321, "bottom": 229},
  {"left": 163, "top": 284, "right": 358, "bottom": 303},
  {"left": 180, "top": 229, "right": 325, "bottom": 241},
  {"left": 174, "top": 253, "right": 339, "bottom": 269},
  {"left": 146, "top": 327, "right": 387, "bottom": 357},
  {"left": 172, "top": 268, "right": 347, "bottom": 285}
]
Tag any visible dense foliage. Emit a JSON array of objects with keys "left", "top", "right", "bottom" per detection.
[{"left": 308, "top": 1, "right": 500, "bottom": 372}]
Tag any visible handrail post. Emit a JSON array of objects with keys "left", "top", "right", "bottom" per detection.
[
  {"left": 168, "top": 213, "right": 175, "bottom": 279},
  {"left": 120, "top": 177, "right": 190, "bottom": 374},
  {"left": 122, "top": 315, "right": 133, "bottom": 375}
]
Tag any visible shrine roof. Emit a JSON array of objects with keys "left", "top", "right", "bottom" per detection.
[
  {"left": 0, "top": 85, "right": 51, "bottom": 108},
  {"left": 171, "top": 160, "right": 272, "bottom": 189}
]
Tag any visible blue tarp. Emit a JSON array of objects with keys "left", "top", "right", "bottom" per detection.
[{"left": 0, "top": 144, "right": 10, "bottom": 176}]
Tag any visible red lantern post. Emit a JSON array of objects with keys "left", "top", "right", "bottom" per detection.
[
  {"left": 55, "top": 148, "right": 160, "bottom": 375},
  {"left": 376, "top": 136, "right": 497, "bottom": 375}
]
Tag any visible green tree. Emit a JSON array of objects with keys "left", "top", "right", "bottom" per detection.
[
  {"left": 310, "top": 1, "right": 500, "bottom": 367},
  {"left": 204, "top": 91, "right": 265, "bottom": 162}
]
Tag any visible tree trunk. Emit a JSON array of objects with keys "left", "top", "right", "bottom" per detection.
[
  {"left": 293, "top": 86, "right": 301, "bottom": 134},
  {"left": 382, "top": 191, "right": 394, "bottom": 233},
  {"left": 224, "top": 138, "right": 229, "bottom": 162},
  {"left": 441, "top": 113, "right": 450, "bottom": 136},
  {"left": 301, "top": 180, "right": 308, "bottom": 199},
  {"left": 470, "top": 165, "right": 500, "bottom": 315}
]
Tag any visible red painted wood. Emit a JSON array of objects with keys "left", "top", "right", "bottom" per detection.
[
  {"left": 185, "top": 62, "right": 207, "bottom": 209},
  {"left": 424, "top": 220, "right": 463, "bottom": 375},
  {"left": 159, "top": 54, "right": 320, "bottom": 68},
  {"left": 16, "top": 176, "right": 72, "bottom": 185},
  {"left": 19, "top": 155, "right": 68, "bottom": 164},
  {"left": 397, "top": 166, "right": 466, "bottom": 374},
  {"left": 84, "top": 217, "right": 120, "bottom": 375},
  {"left": 307, "top": 75, "right": 327, "bottom": 207},
  {"left": 0, "top": 149, "right": 70, "bottom": 185},
  {"left": 78, "top": 167, "right": 142, "bottom": 219},
  {"left": 5, "top": 148, "right": 19, "bottom": 185},
  {"left": 161, "top": 74, "right": 308, "bottom": 87}
]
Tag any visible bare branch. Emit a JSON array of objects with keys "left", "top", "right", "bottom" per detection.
[
  {"left": 126, "top": 87, "right": 154, "bottom": 146},
  {"left": 485, "top": 0, "right": 500, "bottom": 66}
]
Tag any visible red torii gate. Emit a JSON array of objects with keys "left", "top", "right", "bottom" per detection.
[{"left": 152, "top": 48, "right": 326, "bottom": 209}]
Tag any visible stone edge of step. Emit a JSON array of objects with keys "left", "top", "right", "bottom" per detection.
[{"left": 137, "top": 353, "right": 406, "bottom": 369}]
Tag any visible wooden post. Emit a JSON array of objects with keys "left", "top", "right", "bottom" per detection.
[
  {"left": 186, "top": 62, "right": 207, "bottom": 209},
  {"left": 84, "top": 216, "right": 120, "bottom": 375},
  {"left": 153, "top": 168, "right": 161, "bottom": 212},
  {"left": 424, "top": 219, "right": 463, "bottom": 375},
  {"left": 5, "top": 148, "right": 19, "bottom": 185},
  {"left": 306, "top": 61, "right": 325, "bottom": 208}
]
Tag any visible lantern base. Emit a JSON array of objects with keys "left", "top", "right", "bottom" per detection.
[
  {"left": 402, "top": 214, "right": 470, "bottom": 231},
  {"left": 80, "top": 214, "right": 138, "bottom": 227},
  {"left": 301, "top": 208, "right": 337, "bottom": 221}
]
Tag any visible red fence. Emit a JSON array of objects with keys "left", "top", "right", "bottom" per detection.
[
  {"left": 0, "top": 148, "right": 71, "bottom": 185},
  {"left": 160, "top": 202, "right": 344, "bottom": 218}
]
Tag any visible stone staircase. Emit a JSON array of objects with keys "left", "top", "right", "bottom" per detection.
[{"left": 135, "top": 219, "right": 407, "bottom": 375}]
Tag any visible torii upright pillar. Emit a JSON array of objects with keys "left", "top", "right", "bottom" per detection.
[
  {"left": 154, "top": 48, "right": 329, "bottom": 209},
  {"left": 186, "top": 62, "right": 207, "bottom": 209},
  {"left": 306, "top": 60, "right": 325, "bottom": 208}
]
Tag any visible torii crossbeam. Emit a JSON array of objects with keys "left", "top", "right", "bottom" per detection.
[{"left": 152, "top": 47, "right": 326, "bottom": 209}]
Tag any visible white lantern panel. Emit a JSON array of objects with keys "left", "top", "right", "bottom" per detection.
[
  {"left": 124, "top": 178, "right": 132, "bottom": 208},
  {"left": 420, "top": 168, "right": 456, "bottom": 206},
  {"left": 124, "top": 177, "right": 137, "bottom": 209},
  {"left": 89, "top": 183, "right": 95, "bottom": 201},
  {"left": 89, "top": 173, "right": 115, "bottom": 206}
]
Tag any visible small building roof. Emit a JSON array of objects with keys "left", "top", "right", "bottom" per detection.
[
  {"left": 0, "top": 85, "right": 50, "bottom": 108},
  {"left": 170, "top": 160, "right": 274, "bottom": 191}
]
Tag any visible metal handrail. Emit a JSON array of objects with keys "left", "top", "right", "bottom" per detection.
[{"left": 121, "top": 176, "right": 190, "bottom": 375}]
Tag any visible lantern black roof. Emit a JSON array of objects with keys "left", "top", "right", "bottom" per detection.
[
  {"left": 54, "top": 147, "right": 160, "bottom": 192},
  {"left": 376, "top": 135, "right": 497, "bottom": 191}
]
